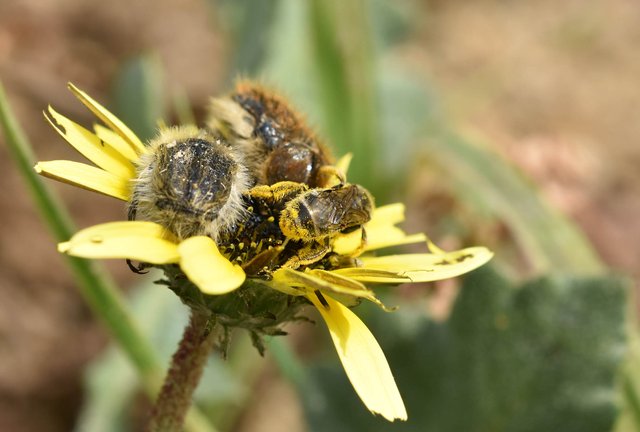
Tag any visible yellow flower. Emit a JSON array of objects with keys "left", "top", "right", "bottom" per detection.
[
  {"left": 35, "top": 83, "right": 144, "bottom": 201},
  {"left": 36, "top": 84, "right": 493, "bottom": 422}
]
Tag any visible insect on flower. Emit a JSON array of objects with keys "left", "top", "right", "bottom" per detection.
[{"left": 35, "top": 82, "right": 493, "bottom": 422}]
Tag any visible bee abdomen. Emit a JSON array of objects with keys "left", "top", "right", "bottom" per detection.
[
  {"left": 130, "top": 127, "right": 250, "bottom": 240},
  {"left": 158, "top": 138, "right": 235, "bottom": 214}
]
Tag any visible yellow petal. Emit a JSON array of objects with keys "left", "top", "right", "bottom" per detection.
[
  {"left": 35, "top": 160, "right": 130, "bottom": 201},
  {"left": 45, "top": 106, "right": 135, "bottom": 178},
  {"left": 335, "top": 152, "right": 353, "bottom": 178},
  {"left": 93, "top": 124, "right": 139, "bottom": 162},
  {"left": 333, "top": 226, "right": 426, "bottom": 255},
  {"left": 333, "top": 247, "right": 494, "bottom": 283},
  {"left": 60, "top": 220, "right": 178, "bottom": 244},
  {"left": 272, "top": 268, "right": 391, "bottom": 309},
  {"left": 364, "top": 226, "right": 427, "bottom": 252},
  {"left": 67, "top": 83, "right": 146, "bottom": 155},
  {"left": 332, "top": 227, "right": 364, "bottom": 256},
  {"left": 59, "top": 221, "right": 180, "bottom": 264},
  {"left": 368, "top": 203, "right": 405, "bottom": 227},
  {"left": 178, "top": 236, "right": 246, "bottom": 295},
  {"left": 270, "top": 268, "right": 312, "bottom": 296},
  {"left": 308, "top": 269, "right": 394, "bottom": 311},
  {"left": 362, "top": 203, "right": 427, "bottom": 250},
  {"left": 308, "top": 293, "right": 407, "bottom": 421}
]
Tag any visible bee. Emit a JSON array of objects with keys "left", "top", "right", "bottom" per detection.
[
  {"left": 278, "top": 183, "right": 373, "bottom": 241},
  {"left": 207, "top": 81, "right": 341, "bottom": 188},
  {"left": 219, "top": 181, "right": 374, "bottom": 274},
  {"left": 128, "top": 126, "right": 250, "bottom": 240},
  {"left": 277, "top": 182, "right": 373, "bottom": 269},
  {"left": 128, "top": 83, "right": 373, "bottom": 275}
]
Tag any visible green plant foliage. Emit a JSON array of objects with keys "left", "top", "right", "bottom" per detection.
[
  {"left": 303, "top": 266, "right": 628, "bottom": 432},
  {"left": 424, "top": 130, "right": 604, "bottom": 275},
  {"left": 76, "top": 276, "right": 249, "bottom": 432},
  {"left": 112, "top": 54, "right": 166, "bottom": 141}
]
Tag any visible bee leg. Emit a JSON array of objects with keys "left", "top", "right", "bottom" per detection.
[
  {"left": 283, "top": 239, "right": 331, "bottom": 270},
  {"left": 246, "top": 181, "right": 308, "bottom": 207},
  {"left": 126, "top": 259, "right": 150, "bottom": 274},
  {"left": 241, "top": 245, "right": 284, "bottom": 277}
]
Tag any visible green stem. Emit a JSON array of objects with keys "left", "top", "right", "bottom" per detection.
[
  {"left": 0, "top": 80, "right": 162, "bottom": 392},
  {"left": 147, "top": 311, "right": 218, "bottom": 432}
]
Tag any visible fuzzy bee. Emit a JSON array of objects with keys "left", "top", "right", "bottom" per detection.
[
  {"left": 128, "top": 83, "right": 373, "bottom": 273},
  {"left": 128, "top": 126, "right": 251, "bottom": 241},
  {"left": 207, "top": 81, "right": 342, "bottom": 188},
  {"left": 233, "top": 181, "right": 374, "bottom": 272}
]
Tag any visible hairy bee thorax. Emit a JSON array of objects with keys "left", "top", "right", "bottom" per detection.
[
  {"left": 129, "top": 126, "right": 250, "bottom": 240},
  {"left": 207, "top": 81, "right": 336, "bottom": 188}
]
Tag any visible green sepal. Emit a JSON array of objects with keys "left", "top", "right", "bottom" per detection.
[{"left": 159, "top": 265, "right": 310, "bottom": 355}]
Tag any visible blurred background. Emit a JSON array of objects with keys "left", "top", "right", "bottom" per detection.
[{"left": 1, "top": 0, "right": 639, "bottom": 431}]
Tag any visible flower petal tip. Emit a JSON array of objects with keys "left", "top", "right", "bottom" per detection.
[
  {"left": 308, "top": 294, "right": 407, "bottom": 423},
  {"left": 373, "top": 408, "right": 408, "bottom": 422},
  {"left": 57, "top": 242, "right": 70, "bottom": 253},
  {"left": 196, "top": 267, "right": 246, "bottom": 296},
  {"left": 178, "top": 236, "right": 247, "bottom": 295}
]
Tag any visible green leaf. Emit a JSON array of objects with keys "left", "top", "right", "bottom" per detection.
[{"left": 303, "top": 265, "right": 628, "bottom": 431}]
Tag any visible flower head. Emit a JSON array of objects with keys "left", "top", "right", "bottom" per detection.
[{"left": 36, "top": 84, "right": 493, "bottom": 422}]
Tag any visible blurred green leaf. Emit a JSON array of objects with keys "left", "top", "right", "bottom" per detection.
[
  {"left": 214, "top": 0, "right": 278, "bottom": 78},
  {"left": 308, "top": 0, "right": 380, "bottom": 190},
  {"left": 307, "top": 0, "right": 353, "bottom": 157},
  {"left": 77, "top": 276, "right": 236, "bottom": 432},
  {"left": 614, "top": 308, "right": 640, "bottom": 432},
  {"left": 377, "top": 69, "right": 438, "bottom": 195},
  {"left": 172, "top": 87, "right": 197, "bottom": 127},
  {"left": 424, "top": 130, "right": 604, "bottom": 275},
  {"left": 76, "top": 342, "right": 138, "bottom": 432},
  {"left": 303, "top": 265, "right": 628, "bottom": 432},
  {"left": 78, "top": 274, "right": 268, "bottom": 432},
  {"left": 370, "top": 0, "right": 414, "bottom": 48},
  {"left": 112, "top": 53, "right": 165, "bottom": 141}
]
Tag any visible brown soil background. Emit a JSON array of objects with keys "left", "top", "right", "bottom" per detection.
[{"left": 1, "top": 1, "right": 639, "bottom": 431}]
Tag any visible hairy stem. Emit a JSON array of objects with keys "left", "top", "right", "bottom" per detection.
[{"left": 147, "top": 311, "right": 217, "bottom": 432}]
